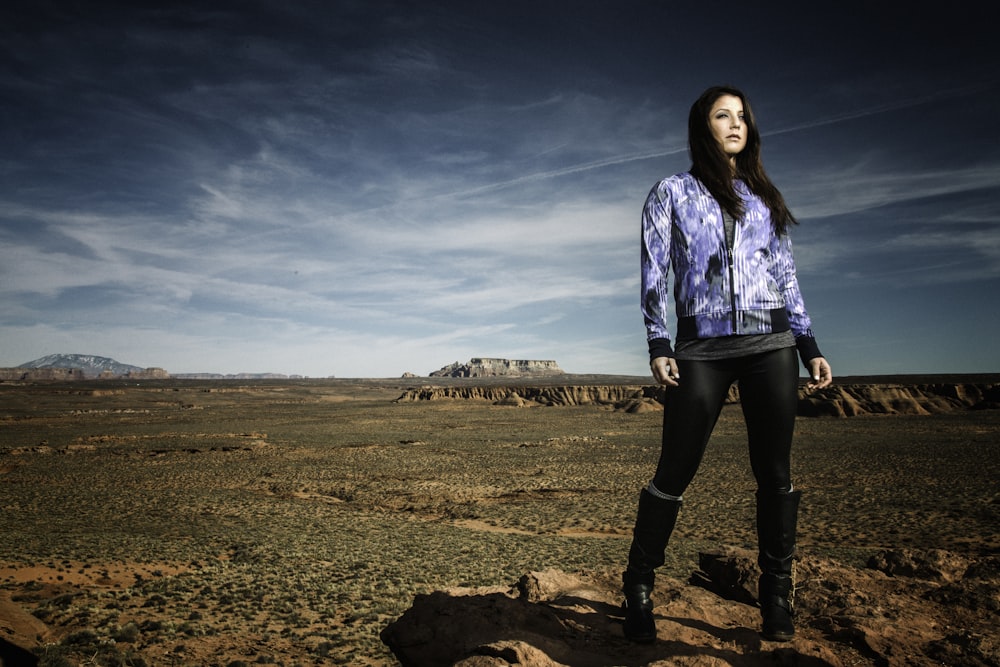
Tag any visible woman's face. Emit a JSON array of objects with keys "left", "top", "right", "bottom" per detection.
[{"left": 709, "top": 94, "right": 747, "bottom": 162}]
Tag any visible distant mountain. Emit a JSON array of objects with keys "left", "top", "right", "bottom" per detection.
[{"left": 19, "top": 353, "right": 146, "bottom": 378}]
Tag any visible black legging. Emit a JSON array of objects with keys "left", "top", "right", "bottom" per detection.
[{"left": 651, "top": 346, "right": 799, "bottom": 497}]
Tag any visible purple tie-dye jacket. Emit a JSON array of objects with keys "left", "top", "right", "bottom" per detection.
[{"left": 641, "top": 172, "right": 820, "bottom": 362}]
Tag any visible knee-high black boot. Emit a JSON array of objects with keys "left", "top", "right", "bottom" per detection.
[
  {"left": 756, "top": 489, "right": 801, "bottom": 641},
  {"left": 621, "top": 488, "right": 682, "bottom": 643}
]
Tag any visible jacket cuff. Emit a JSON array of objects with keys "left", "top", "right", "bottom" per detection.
[
  {"left": 795, "top": 336, "right": 822, "bottom": 368},
  {"left": 648, "top": 337, "right": 674, "bottom": 361}
]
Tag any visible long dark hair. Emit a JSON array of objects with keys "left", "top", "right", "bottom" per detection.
[{"left": 688, "top": 85, "right": 797, "bottom": 234}]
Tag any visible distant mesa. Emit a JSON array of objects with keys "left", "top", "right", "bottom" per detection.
[
  {"left": 0, "top": 353, "right": 315, "bottom": 381},
  {"left": 1, "top": 354, "right": 169, "bottom": 381},
  {"left": 429, "top": 358, "right": 563, "bottom": 378}
]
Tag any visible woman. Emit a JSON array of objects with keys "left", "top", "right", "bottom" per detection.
[{"left": 622, "top": 85, "right": 832, "bottom": 644}]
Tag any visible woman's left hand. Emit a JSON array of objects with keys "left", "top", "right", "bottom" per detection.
[{"left": 806, "top": 357, "right": 833, "bottom": 390}]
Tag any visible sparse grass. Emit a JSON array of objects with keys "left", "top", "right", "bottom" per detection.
[{"left": 1, "top": 378, "right": 998, "bottom": 665}]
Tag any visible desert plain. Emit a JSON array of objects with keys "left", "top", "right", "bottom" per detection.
[{"left": 0, "top": 375, "right": 998, "bottom": 666}]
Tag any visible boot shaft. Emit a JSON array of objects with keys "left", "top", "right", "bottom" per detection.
[
  {"left": 755, "top": 489, "right": 801, "bottom": 575},
  {"left": 623, "top": 488, "right": 682, "bottom": 586}
]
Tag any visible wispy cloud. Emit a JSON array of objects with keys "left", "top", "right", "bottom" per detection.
[
  {"left": 2, "top": 2, "right": 997, "bottom": 376},
  {"left": 790, "top": 164, "right": 1000, "bottom": 220},
  {"left": 766, "top": 83, "right": 996, "bottom": 137}
]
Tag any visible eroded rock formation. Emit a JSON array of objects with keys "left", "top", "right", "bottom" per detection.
[
  {"left": 396, "top": 384, "right": 673, "bottom": 407},
  {"left": 0, "top": 367, "right": 86, "bottom": 381},
  {"left": 125, "top": 367, "right": 170, "bottom": 379},
  {"left": 429, "top": 358, "right": 564, "bottom": 378},
  {"left": 395, "top": 382, "right": 1000, "bottom": 417},
  {"left": 798, "top": 382, "right": 1000, "bottom": 416}
]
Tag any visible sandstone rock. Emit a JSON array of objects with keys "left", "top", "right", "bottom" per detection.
[
  {"left": 0, "top": 595, "right": 52, "bottom": 663},
  {"left": 396, "top": 385, "right": 679, "bottom": 407},
  {"left": 453, "top": 640, "right": 567, "bottom": 667},
  {"left": 125, "top": 367, "right": 170, "bottom": 379},
  {"left": 382, "top": 549, "right": 1000, "bottom": 667},
  {"left": 396, "top": 381, "right": 999, "bottom": 417},
  {"left": 691, "top": 548, "right": 759, "bottom": 606},
  {"left": 867, "top": 548, "right": 970, "bottom": 583},
  {"left": 797, "top": 383, "right": 1000, "bottom": 416},
  {"left": 497, "top": 391, "right": 525, "bottom": 407}
]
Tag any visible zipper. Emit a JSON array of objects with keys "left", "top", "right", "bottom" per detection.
[{"left": 721, "top": 204, "right": 739, "bottom": 333}]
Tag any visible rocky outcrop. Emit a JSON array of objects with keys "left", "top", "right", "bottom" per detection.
[
  {"left": 381, "top": 549, "right": 1000, "bottom": 667},
  {"left": 125, "top": 367, "right": 170, "bottom": 379},
  {"left": 395, "top": 384, "right": 709, "bottom": 410},
  {"left": 396, "top": 382, "right": 1000, "bottom": 417},
  {"left": 798, "top": 382, "right": 1000, "bottom": 416},
  {"left": 429, "top": 358, "right": 563, "bottom": 378},
  {"left": 0, "top": 367, "right": 86, "bottom": 381}
]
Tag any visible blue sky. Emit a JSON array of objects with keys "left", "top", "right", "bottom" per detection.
[{"left": 2, "top": 1, "right": 998, "bottom": 377}]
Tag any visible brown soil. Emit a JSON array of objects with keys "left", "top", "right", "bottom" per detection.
[{"left": 0, "top": 377, "right": 998, "bottom": 666}]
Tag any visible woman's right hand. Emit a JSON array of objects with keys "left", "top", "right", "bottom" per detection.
[{"left": 651, "top": 356, "right": 679, "bottom": 386}]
